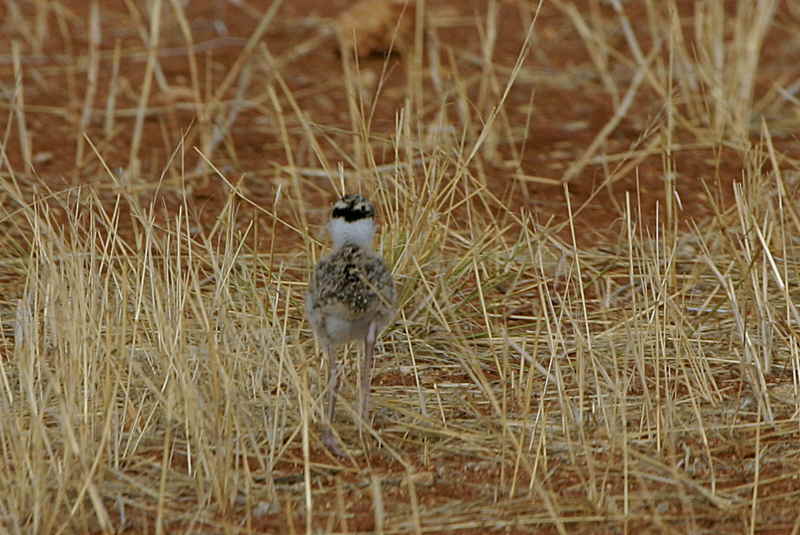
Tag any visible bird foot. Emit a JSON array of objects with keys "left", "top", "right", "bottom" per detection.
[
  {"left": 358, "top": 402, "right": 371, "bottom": 424},
  {"left": 322, "top": 428, "right": 348, "bottom": 458}
]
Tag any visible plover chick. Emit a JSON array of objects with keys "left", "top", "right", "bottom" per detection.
[{"left": 306, "top": 194, "right": 396, "bottom": 456}]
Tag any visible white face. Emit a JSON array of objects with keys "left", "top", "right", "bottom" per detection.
[
  {"left": 328, "top": 194, "right": 378, "bottom": 248},
  {"left": 329, "top": 216, "right": 376, "bottom": 249}
]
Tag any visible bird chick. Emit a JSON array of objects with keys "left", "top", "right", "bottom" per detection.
[{"left": 306, "top": 194, "right": 395, "bottom": 456}]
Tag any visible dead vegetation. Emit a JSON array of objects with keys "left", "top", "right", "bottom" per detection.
[{"left": 1, "top": 0, "right": 800, "bottom": 533}]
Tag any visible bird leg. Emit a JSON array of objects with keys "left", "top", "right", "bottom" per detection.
[
  {"left": 359, "top": 320, "right": 378, "bottom": 422},
  {"left": 322, "top": 343, "right": 346, "bottom": 457}
]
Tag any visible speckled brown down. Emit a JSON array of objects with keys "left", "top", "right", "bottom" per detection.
[{"left": 306, "top": 194, "right": 395, "bottom": 457}]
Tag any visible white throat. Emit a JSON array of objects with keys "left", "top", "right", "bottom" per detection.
[{"left": 329, "top": 217, "right": 376, "bottom": 249}]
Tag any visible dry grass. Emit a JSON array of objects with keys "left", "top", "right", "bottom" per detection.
[{"left": 1, "top": 0, "right": 800, "bottom": 533}]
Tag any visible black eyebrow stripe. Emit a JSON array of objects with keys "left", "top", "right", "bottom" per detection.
[{"left": 332, "top": 205, "right": 373, "bottom": 222}]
